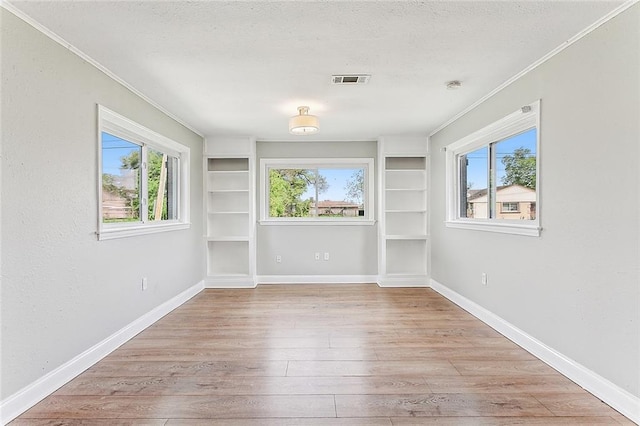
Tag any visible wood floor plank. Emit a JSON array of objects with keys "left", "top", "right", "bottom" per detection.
[
  {"left": 286, "top": 360, "right": 459, "bottom": 377},
  {"left": 20, "top": 395, "right": 336, "bottom": 419},
  {"left": 335, "top": 393, "right": 553, "bottom": 417},
  {"left": 375, "top": 346, "right": 538, "bottom": 361},
  {"left": 424, "top": 374, "right": 585, "bottom": 394},
  {"left": 108, "top": 347, "right": 378, "bottom": 361},
  {"left": 9, "top": 421, "right": 168, "bottom": 425},
  {"left": 120, "top": 336, "right": 331, "bottom": 350},
  {"left": 389, "top": 417, "right": 623, "bottom": 425},
  {"left": 11, "top": 284, "right": 629, "bottom": 424},
  {"left": 531, "top": 392, "right": 631, "bottom": 417},
  {"left": 83, "top": 360, "right": 288, "bottom": 377},
  {"left": 54, "top": 375, "right": 431, "bottom": 396},
  {"left": 450, "top": 360, "right": 559, "bottom": 376},
  {"left": 330, "top": 336, "right": 517, "bottom": 349},
  {"left": 166, "top": 419, "right": 393, "bottom": 425}
]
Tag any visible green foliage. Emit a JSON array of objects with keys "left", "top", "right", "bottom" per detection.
[
  {"left": 120, "top": 150, "right": 140, "bottom": 170},
  {"left": 147, "top": 150, "right": 168, "bottom": 220},
  {"left": 269, "top": 169, "right": 313, "bottom": 217},
  {"left": 501, "top": 147, "right": 536, "bottom": 189},
  {"left": 268, "top": 168, "right": 330, "bottom": 217},
  {"left": 344, "top": 169, "right": 364, "bottom": 204},
  {"left": 114, "top": 149, "right": 168, "bottom": 220}
]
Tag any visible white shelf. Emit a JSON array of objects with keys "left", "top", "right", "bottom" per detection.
[
  {"left": 385, "top": 235, "right": 428, "bottom": 240},
  {"left": 379, "top": 147, "right": 429, "bottom": 283},
  {"left": 208, "top": 189, "right": 250, "bottom": 193},
  {"left": 385, "top": 168, "right": 425, "bottom": 172},
  {"left": 206, "top": 236, "right": 250, "bottom": 242},
  {"left": 204, "top": 151, "right": 255, "bottom": 282},
  {"left": 208, "top": 211, "right": 249, "bottom": 215},
  {"left": 385, "top": 209, "right": 426, "bottom": 213}
]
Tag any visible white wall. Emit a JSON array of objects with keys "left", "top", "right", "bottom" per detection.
[
  {"left": 0, "top": 9, "right": 204, "bottom": 400},
  {"left": 256, "top": 141, "right": 378, "bottom": 277},
  {"left": 429, "top": 5, "right": 639, "bottom": 397}
]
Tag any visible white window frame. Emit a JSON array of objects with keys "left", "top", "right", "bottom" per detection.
[
  {"left": 259, "top": 158, "right": 375, "bottom": 225},
  {"left": 445, "top": 100, "right": 541, "bottom": 237},
  {"left": 501, "top": 202, "right": 520, "bottom": 213},
  {"left": 97, "top": 105, "right": 190, "bottom": 240}
]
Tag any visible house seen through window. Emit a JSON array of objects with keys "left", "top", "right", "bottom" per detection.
[
  {"left": 260, "top": 158, "right": 374, "bottom": 223},
  {"left": 269, "top": 168, "right": 365, "bottom": 218},
  {"left": 446, "top": 101, "right": 540, "bottom": 236},
  {"left": 459, "top": 128, "right": 537, "bottom": 221}
]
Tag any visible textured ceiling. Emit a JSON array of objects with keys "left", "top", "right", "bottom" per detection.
[{"left": 8, "top": 1, "right": 624, "bottom": 140}]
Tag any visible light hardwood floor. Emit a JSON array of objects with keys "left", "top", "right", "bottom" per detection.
[{"left": 12, "top": 284, "right": 632, "bottom": 425}]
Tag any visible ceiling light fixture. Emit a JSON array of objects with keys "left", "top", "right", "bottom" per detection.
[{"left": 289, "top": 106, "right": 319, "bottom": 135}]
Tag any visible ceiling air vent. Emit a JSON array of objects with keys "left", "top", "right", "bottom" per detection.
[{"left": 331, "top": 74, "right": 371, "bottom": 85}]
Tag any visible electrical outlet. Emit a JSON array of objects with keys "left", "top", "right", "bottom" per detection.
[
  {"left": 276, "top": 255, "right": 282, "bottom": 263},
  {"left": 142, "top": 277, "right": 148, "bottom": 291},
  {"left": 481, "top": 273, "right": 488, "bottom": 286},
  {"left": 315, "top": 252, "right": 320, "bottom": 261},
  {"left": 324, "top": 252, "right": 329, "bottom": 261}
]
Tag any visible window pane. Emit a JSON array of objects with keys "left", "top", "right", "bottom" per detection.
[
  {"left": 148, "top": 149, "right": 178, "bottom": 221},
  {"left": 269, "top": 167, "right": 365, "bottom": 218},
  {"left": 494, "top": 128, "right": 537, "bottom": 220},
  {"left": 460, "top": 146, "right": 488, "bottom": 219},
  {"left": 101, "top": 132, "right": 141, "bottom": 222}
]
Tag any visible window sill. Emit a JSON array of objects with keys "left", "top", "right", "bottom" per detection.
[
  {"left": 259, "top": 219, "right": 376, "bottom": 226},
  {"left": 445, "top": 220, "right": 541, "bottom": 237},
  {"left": 98, "top": 222, "right": 190, "bottom": 240}
]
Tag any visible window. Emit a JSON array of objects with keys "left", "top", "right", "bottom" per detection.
[
  {"left": 446, "top": 101, "right": 540, "bottom": 236},
  {"left": 98, "top": 105, "right": 190, "bottom": 240},
  {"left": 501, "top": 202, "right": 520, "bottom": 213},
  {"left": 259, "top": 158, "right": 374, "bottom": 224}
]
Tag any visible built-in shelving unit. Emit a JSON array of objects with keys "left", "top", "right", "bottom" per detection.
[
  {"left": 378, "top": 136, "right": 429, "bottom": 287},
  {"left": 204, "top": 137, "right": 255, "bottom": 287}
]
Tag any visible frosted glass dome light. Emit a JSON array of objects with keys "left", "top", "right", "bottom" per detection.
[{"left": 289, "top": 106, "right": 319, "bottom": 135}]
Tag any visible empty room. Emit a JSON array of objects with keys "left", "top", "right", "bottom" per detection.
[{"left": 1, "top": 1, "right": 639, "bottom": 424}]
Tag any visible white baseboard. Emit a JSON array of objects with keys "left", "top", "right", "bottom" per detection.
[
  {"left": 0, "top": 280, "right": 205, "bottom": 425},
  {"left": 429, "top": 278, "right": 640, "bottom": 424},
  {"left": 205, "top": 276, "right": 257, "bottom": 288},
  {"left": 256, "top": 275, "right": 378, "bottom": 285},
  {"left": 378, "top": 275, "right": 429, "bottom": 287}
]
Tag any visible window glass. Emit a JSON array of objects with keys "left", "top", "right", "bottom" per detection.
[
  {"left": 456, "top": 128, "right": 537, "bottom": 222},
  {"left": 268, "top": 167, "right": 365, "bottom": 218},
  {"left": 148, "top": 148, "right": 179, "bottom": 221},
  {"left": 501, "top": 202, "right": 519, "bottom": 212},
  {"left": 494, "top": 128, "right": 537, "bottom": 220},
  {"left": 98, "top": 105, "right": 190, "bottom": 240},
  {"left": 460, "top": 146, "right": 488, "bottom": 219},
  {"left": 445, "top": 101, "right": 540, "bottom": 236},
  {"left": 101, "top": 132, "right": 141, "bottom": 223}
]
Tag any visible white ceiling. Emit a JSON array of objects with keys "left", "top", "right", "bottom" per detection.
[{"left": 9, "top": 1, "right": 623, "bottom": 141}]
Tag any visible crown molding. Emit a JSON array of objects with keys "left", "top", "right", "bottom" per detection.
[
  {"left": 429, "top": 0, "right": 639, "bottom": 137},
  {"left": 0, "top": 0, "right": 204, "bottom": 138}
]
